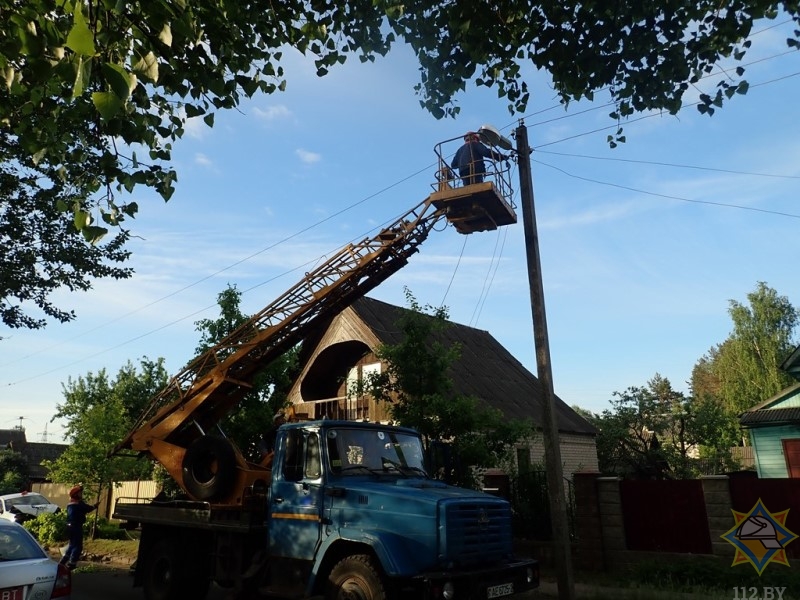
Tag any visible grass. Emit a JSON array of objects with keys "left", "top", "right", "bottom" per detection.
[
  {"left": 537, "top": 560, "right": 800, "bottom": 600},
  {"left": 47, "top": 538, "right": 139, "bottom": 569},
  {"left": 83, "top": 538, "right": 139, "bottom": 561}
]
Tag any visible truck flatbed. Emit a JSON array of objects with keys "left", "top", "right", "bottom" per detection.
[{"left": 113, "top": 497, "right": 267, "bottom": 533}]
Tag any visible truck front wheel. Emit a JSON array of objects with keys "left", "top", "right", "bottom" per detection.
[{"left": 326, "top": 555, "right": 387, "bottom": 600}]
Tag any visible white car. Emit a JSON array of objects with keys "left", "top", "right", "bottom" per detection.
[
  {"left": 0, "top": 492, "right": 61, "bottom": 524},
  {"left": 0, "top": 519, "right": 71, "bottom": 599}
]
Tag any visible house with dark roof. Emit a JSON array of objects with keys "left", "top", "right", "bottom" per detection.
[
  {"left": 0, "top": 428, "right": 68, "bottom": 483},
  {"left": 739, "top": 347, "right": 800, "bottom": 478},
  {"left": 285, "top": 296, "right": 598, "bottom": 477}
]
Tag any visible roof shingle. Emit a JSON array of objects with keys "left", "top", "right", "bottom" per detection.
[{"left": 350, "top": 297, "right": 597, "bottom": 436}]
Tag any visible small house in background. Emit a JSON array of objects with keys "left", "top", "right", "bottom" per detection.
[
  {"left": 739, "top": 345, "right": 800, "bottom": 478},
  {"left": 0, "top": 428, "right": 68, "bottom": 484},
  {"left": 286, "top": 296, "right": 599, "bottom": 478}
]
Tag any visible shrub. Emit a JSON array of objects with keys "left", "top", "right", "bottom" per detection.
[
  {"left": 24, "top": 512, "right": 67, "bottom": 546},
  {"left": 92, "top": 516, "right": 128, "bottom": 540},
  {"left": 24, "top": 512, "right": 128, "bottom": 545}
]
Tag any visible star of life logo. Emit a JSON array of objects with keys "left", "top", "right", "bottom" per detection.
[{"left": 721, "top": 499, "right": 798, "bottom": 575}]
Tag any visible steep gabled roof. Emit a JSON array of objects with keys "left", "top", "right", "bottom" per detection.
[{"left": 349, "top": 296, "right": 596, "bottom": 436}]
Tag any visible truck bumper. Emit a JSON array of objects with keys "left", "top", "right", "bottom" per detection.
[{"left": 404, "top": 558, "right": 539, "bottom": 600}]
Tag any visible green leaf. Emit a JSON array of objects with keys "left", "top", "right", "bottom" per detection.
[
  {"left": 66, "top": 4, "right": 96, "bottom": 56},
  {"left": 159, "top": 24, "right": 172, "bottom": 47},
  {"left": 2, "top": 66, "right": 14, "bottom": 90},
  {"left": 101, "top": 62, "right": 135, "bottom": 100},
  {"left": 203, "top": 113, "right": 214, "bottom": 127},
  {"left": 92, "top": 91, "right": 123, "bottom": 119},
  {"left": 72, "top": 55, "right": 86, "bottom": 97},
  {"left": 82, "top": 225, "right": 108, "bottom": 244},
  {"left": 132, "top": 51, "right": 159, "bottom": 83},
  {"left": 73, "top": 209, "right": 90, "bottom": 230}
]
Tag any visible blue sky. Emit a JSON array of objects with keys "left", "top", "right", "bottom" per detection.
[{"left": 2, "top": 20, "right": 799, "bottom": 443}]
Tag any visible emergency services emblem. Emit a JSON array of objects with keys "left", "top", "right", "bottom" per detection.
[{"left": 720, "top": 498, "right": 798, "bottom": 575}]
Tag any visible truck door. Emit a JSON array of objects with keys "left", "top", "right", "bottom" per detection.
[{"left": 269, "top": 429, "right": 324, "bottom": 560}]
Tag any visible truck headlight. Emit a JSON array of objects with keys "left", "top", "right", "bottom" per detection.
[{"left": 442, "top": 581, "right": 455, "bottom": 600}]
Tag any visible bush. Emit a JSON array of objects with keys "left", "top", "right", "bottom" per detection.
[
  {"left": 92, "top": 516, "right": 128, "bottom": 540},
  {"left": 24, "top": 512, "right": 128, "bottom": 546},
  {"left": 24, "top": 512, "right": 67, "bottom": 546}
]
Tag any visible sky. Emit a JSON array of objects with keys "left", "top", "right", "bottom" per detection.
[{"left": 2, "top": 19, "right": 799, "bottom": 444}]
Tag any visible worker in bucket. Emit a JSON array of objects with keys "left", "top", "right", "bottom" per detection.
[{"left": 450, "top": 132, "right": 508, "bottom": 185}]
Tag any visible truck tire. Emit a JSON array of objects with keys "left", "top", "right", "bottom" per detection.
[
  {"left": 327, "top": 555, "right": 387, "bottom": 600},
  {"left": 144, "top": 539, "right": 210, "bottom": 600},
  {"left": 182, "top": 435, "right": 237, "bottom": 501}
]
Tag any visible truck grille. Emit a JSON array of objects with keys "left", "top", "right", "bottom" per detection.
[{"left": 442, "top": 501, "right": 512, "bottom": 565}]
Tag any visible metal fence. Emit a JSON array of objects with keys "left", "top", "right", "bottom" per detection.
[{"left": 509, "top": 470, "right": 576, "bottom": 541}]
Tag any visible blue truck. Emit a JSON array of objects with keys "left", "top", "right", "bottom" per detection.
[
  {"left": 112, "top": 139, "right": 536, "bottom": 599},
  {"left": 114, "top": 419, "right": 538, "bottom": 599}
]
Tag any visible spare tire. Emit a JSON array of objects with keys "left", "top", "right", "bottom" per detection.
[{"left": 182, "top": 436, "right": 237, "bottom": 501}]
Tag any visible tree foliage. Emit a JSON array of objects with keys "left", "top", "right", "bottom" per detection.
[
  {"left": 692, "top": 282, "right": 798, "bottom": 417},
  {"left": 0, "top": 449, "right": 29, "bottom": 494},
  {"left": 192, "top": 284, "right": 298, "bottom": 462},
  {"left": 0, "top": 147, "right": 132, "bottom": 329},
  {"left": 2, "top": 0, "right": 799, "bottom": 328},
  {"left": 46, "top": 358, "right": 169, "bottom": 501},
  {"left": 589, "top": 374, "right": 738, "bottom": 479},
  {"left": 358, "top": 289, "right": 533, "bottom": 488}
]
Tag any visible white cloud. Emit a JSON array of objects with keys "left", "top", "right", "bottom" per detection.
[
  {"left": 184, "top": 116, "right": 207, "bottom": 140},
  {"left": 296, "top": 149, "right": 321, "bottom": 164},
  {"left": 195, "top": 153, "right": 213, "bottom": 167},
  {"left": 253, "top": 104, "right": 292, "bottom": 122}
]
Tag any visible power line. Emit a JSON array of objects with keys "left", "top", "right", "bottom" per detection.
[
  {"left": 534, "top": 150, "right": 800, "bottom": 180},
  {"left": 532, "top": 69, "right": 800, "bottom": 149},
  {"left": 440, "top": 234, "right": 469, "bottom": 309},
  {"left": 533, "top": 158, "right": 800, "bottom": 219}
]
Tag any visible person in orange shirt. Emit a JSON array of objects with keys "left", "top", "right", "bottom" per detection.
[{"left": 59, "top": 485, "right": 97, "bottom": 570}]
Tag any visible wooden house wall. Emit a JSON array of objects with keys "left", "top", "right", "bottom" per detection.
[
  {"left": 772, "top": 394, "right": 800, "bottom": 409},
  {"left": 750, "top": 424, "right": 800, "bottom": 478}
]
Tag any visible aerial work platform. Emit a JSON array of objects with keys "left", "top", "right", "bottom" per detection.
[
  {"left": 430, "top": 181, "right": 517, "bottom": 234},
  {"left": 430, "top": 131, "right": 517, "bottom": 234}
]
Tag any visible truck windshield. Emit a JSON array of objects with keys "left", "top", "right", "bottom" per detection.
[{"left": 327, "top": 428, "right": 427, "bottom": 477}]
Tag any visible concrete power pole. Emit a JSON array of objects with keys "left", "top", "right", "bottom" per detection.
[{"left": 515, "top": 121, "right": 576, "bottom": 600}]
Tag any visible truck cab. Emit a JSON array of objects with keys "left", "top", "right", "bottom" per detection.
[{"left": 263, "top": 420, "right": 538, "bottom": 599}]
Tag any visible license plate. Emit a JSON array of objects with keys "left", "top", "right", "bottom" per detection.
[
  {"left": 1, "top": 587, "right": 24, "bottom": 600},
  {"left": 487, "top": 582, "right": 514, "bottom": 599}
]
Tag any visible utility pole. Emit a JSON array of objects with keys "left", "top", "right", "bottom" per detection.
[{"left": 515, "top": 120, "right": 575, "bottom": 600}]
